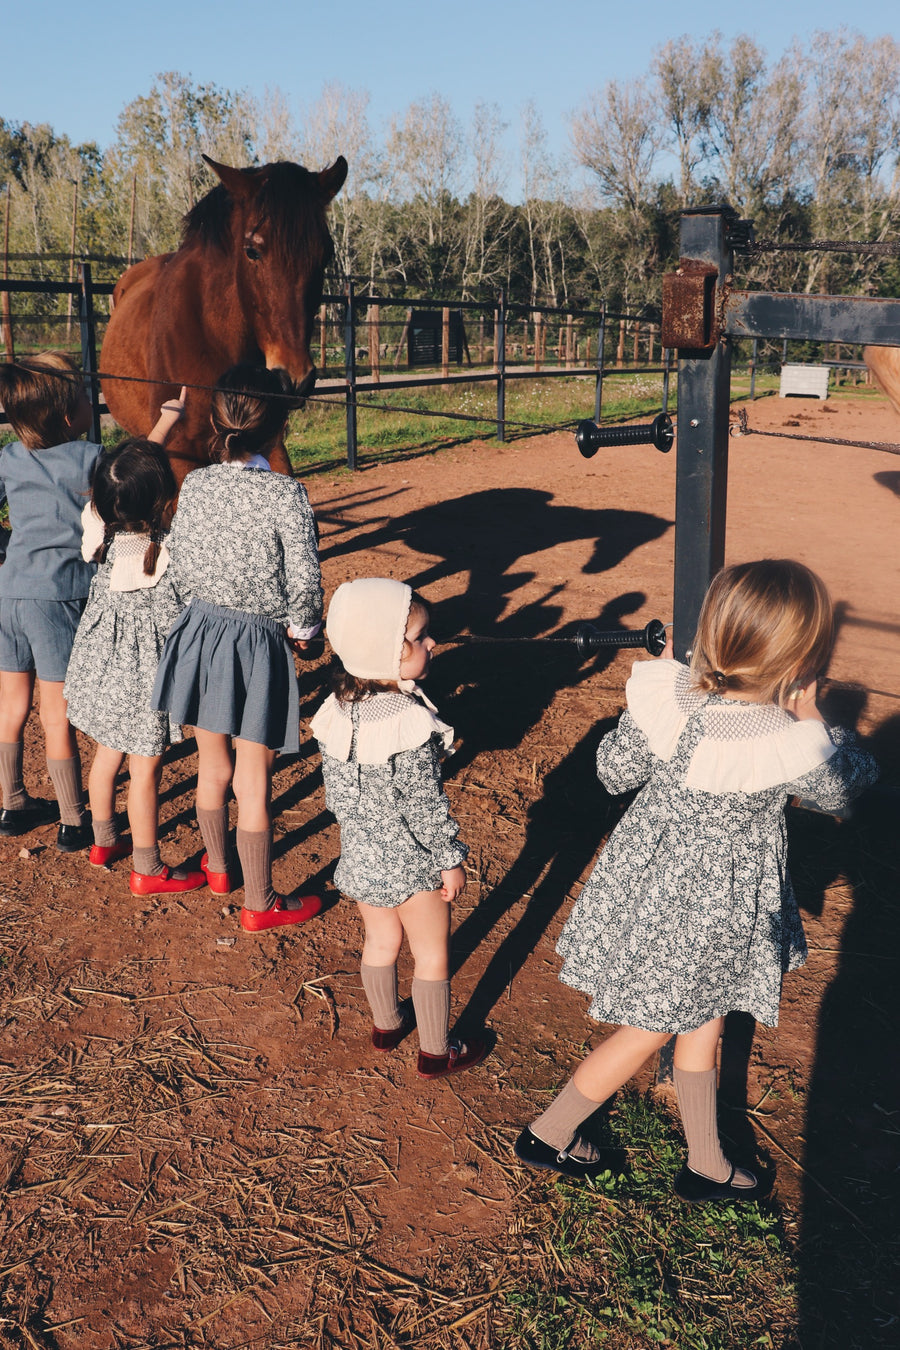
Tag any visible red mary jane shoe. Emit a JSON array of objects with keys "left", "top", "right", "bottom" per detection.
[
  {"left": 129, "top": 865, "right": 207, "bottom": 895},
  {"left": 200, "top": 852, "right": 233, "bottom": 896},
  {"left": 240, "top": 894, "right": 322, "bottom": 932},
  {"left": 89, "top": 840, "right": 132, "bottom": 868}
]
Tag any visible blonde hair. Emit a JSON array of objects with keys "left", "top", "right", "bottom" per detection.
[
  {"left": 0, "top": 352, "right": 84, "bottom": 449},
  {"left": 689, "top": 559, "right": 834, "bottom": 707},
  {"left": 208, "top": 363, "right": 293, "bottom": 463}
]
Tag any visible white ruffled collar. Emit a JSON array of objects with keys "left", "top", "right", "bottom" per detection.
[
  {"left": 625, "top": 658, "right": 837, "bottom": 793},
  {"left": 310, "top": 684, "right": 455, "bottom": 765}
]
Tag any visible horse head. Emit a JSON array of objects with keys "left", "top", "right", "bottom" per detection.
[{"left": 195, "top": 155, "right": 347, "bottom": 398}]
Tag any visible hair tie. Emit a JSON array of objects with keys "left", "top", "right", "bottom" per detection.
[{"left": 712, "top": 669, "right": 727, "bottom": 689}]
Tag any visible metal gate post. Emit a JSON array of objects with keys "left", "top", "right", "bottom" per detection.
[
  {"left": 344, "top": 279, "right": 357, "bottom": 470},
  {"left": 593, "top": 302, "right": 606, "bottom": 423},
  {"left": 671, "top": 208, "right": 736, "bottom": 662},
  {"left": 495, "top": 291, "right": 506, "bottom": 442},
  {"left": 78, "top": 262, "right": 102, "bottom": 445}
]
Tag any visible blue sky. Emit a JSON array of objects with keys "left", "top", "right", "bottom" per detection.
[{"left": 4, "top": 1, "right": 894, "bottom": 199}]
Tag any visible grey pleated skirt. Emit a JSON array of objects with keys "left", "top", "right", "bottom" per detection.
[{"left": 151, "top": 599, "right": 299, "bottom": 753}]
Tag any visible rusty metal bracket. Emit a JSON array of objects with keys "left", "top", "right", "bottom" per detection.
[{"left": 661, "top": 260, "right": 720, "bottom": 350}]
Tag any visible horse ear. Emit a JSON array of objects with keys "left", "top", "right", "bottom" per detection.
[
  {"left": 202, "top": 155, "right": 262, "bottom": 200},
  {"left": 318, "top": 157, "right": 348, "bottom": 203}
]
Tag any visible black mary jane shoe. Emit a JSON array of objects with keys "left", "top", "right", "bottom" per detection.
[
  {"left": 56, "top": 822, "right": 93, "bottom": 854},
  {"left": 0, "top": 798, "right": 58, "bottom": 837},
  {"left": 674, "top": 1163, "right": 761, "bottom": 1204},
  {"left": 513, "top": 1127, "right": 607, "bottom": 1180}
]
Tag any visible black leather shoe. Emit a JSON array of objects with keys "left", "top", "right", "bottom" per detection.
[
  {"left": 513, "top": 1127, "right": 608, "bottom": 1179},
  {"left": 0, "top": 798, "right": 58, "bottom": 836},
  {"left": 56, "top": 822, "right": 92, "bottom": 853},
  {"left": 674, "top": 1163, "right": 761, "bottom": 1203}
]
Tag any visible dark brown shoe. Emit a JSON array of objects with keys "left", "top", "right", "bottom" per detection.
[
  {"left": 417, "top": 1037, "right": 488, "bottom": 1079},
  {"left": 372, "top": 1010, "right": 415, "bottom": 1052}
]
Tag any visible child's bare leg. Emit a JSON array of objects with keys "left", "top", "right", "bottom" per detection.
[
  {"left": 127, "top": 754, "right": 163, "bottom": 850},
  {"left": 232, "top": 737, "right": 290, "bottom": 913},
  {"left": 673, "top": 1018, "right": 755, "bottom": 1188},
  {"left": 357, "top": 901, "right": 405, "bottom": 1032},
  {"left": 0, "top": 670, "right": 35, "bottom": 808},
  {"left": 40, "top": 680, "right": 86, "bottom": 824},
  {"left": 88, "top": 744, "right": 125, "bottom": 845},
  {"left": 399, "top": 888, "right": 451, "bottom": 1054},
  {"left": 194, "top": 728, "right": 235, "bottom": 874},
  {"left": 528, "top": 1025, "right": 670, "bottom": 1156}
]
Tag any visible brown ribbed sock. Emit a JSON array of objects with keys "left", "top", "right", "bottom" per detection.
[
  {"left": 236, "top": 828, "right": 276, "bottom": 912},
  {"left": 133, "top": 844, "right": 165, "bottom": 876},
  {"left": 47, "top": 756, "right": 86, "bottom": 826},
  {"left": 197, "top": 805, "right": 230, "bottom": 873},
  {"left": 0, "top": 741, "right": 27, "bottom": 810},
  {"left": 92, "top": 817, "right": 119, "bottom": 848},
  {"left": 530, "top": 1078, "right": 604, "bottom": 1160},
  {"left": 411, "top": 977, "right": 451, "bottom": 1055},
  {"left": 361, "top": 962, "right": 403, "bottom": 1031},
  {"left": 673, "top": 1067, "right": 736, "bottom": 1183}
]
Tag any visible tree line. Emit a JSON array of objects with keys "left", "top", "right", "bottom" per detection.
[{"left": 2, "top": 28, "right": 900, "bottom": 321}]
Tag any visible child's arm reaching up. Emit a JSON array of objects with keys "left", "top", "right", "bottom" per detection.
[{"left": 148, "top": 388, "right": 188, "bottom": 445}]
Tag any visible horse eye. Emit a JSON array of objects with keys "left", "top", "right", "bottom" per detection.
[{"left": 244, "top": 245, "right": 261, "bottom": 262}]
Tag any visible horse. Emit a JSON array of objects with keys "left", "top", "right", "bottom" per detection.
[
  {"left": 864, "top": 346, "right": 900, "bottom": 419},
  {"left": 100, "top": 154, "right": 347, "bottom": 485}
]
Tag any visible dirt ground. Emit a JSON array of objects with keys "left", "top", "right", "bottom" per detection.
[{"left": 1, "top": 389, "right": 898, "bottom": 1348}]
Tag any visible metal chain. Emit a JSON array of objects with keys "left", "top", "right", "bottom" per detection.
[{"left": 732, "top": 407, "right": 900, "bottom": 456}]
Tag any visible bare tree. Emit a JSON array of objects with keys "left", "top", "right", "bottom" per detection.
[{"left": 461, "top": 101, "right": 513, "bottom": 298}]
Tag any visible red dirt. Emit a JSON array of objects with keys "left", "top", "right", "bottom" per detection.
[{"left": 1, "top": 389, "right": 898, "bottom": 1347}]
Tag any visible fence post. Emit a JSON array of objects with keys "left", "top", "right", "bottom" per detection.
[
  {"left": 632, "top": 320, "right": 640, "bottom": 364},
  {"left": 616, "top": 317, "right": 625, "bottom": 367},
  {"left": 78, "top": 263, "right": 102, "bottom": 444},
  {"left": 319, "top": 303, "right": 327, "bottom": 373},
  {"left": 566, "top": 313, "right": 574, "bottom": 369},
  {"left": 496, "top": 292, "right": 506, "bottom": 442},
  {"left": 750, "top": 338, "right": 758, "bottom": 400},
  {"left": 2, "top": 186, "right": 14, "bottom": 360},
  {"left": 593, "top": 304, "right": 606, "bottom": 423},
  {"left": 534, "top": 312, "right": 542, "bottom": 371},
  {"left": 344, "top": 279, "right": 357, "bottom": 471},
  {"left": 369, "top": 302, "right": 381, "bottom": 384},
  {"left": 662, "top": 347, "right": 672, "bottom": 414},
  {"left": 441, "top": 306, "right": 450, "bottom": 384}
]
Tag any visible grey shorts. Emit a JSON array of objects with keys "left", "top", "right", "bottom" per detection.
[{"left": 0, "top": 597, "right": 85, "bottom": 682}]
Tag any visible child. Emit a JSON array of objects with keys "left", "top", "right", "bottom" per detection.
[
  {"left": 64, "top": 396, "right": 207, "bottom": 895},
  {"left": 151, "top": 364, "right": 323, "bottom": 931},
  {"left": 515, "top": 560, "right": 877, "bottom": 1199},
  {"left": 0, "top": 353, "right": 98, "bottom": 848},
  {"left": 310, "top": 578, "right": 487, "bottom": 1079}
]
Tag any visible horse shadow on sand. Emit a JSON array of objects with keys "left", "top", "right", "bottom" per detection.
[{"left": 316, "top": 482, "right": 672, "bottom": 1012}]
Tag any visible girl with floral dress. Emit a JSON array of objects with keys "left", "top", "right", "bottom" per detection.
[
  {"left": 311, "top": 578, "right": 487, "bottom": 1079},
  {"left": 151, "top": 365, "right": 323, "bottom": 932},
  {"left": 514, "top": 559, "right": 878, "bottom": 1200},
  {"left": 64, "top": 391, "right": 207, "bottom": 896}
]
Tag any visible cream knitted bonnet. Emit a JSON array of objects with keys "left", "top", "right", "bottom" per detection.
[{"left": 326, "top": 578, "right": 413, "bottom": 680}]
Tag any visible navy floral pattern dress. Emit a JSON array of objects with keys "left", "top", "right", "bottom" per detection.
[
  {"left": 311, "top": 689, "right": 468, "bottom": 907},
  {"left": 556, "top": 660, "right": 878, "bottom": 1032}
]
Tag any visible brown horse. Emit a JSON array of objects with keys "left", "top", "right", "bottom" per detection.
[
  {"left": 100, "top": 154, "right": 347, "bottom": 484},
  {"left": 864, "top": 346, "right": 900, "bottom": 419}
]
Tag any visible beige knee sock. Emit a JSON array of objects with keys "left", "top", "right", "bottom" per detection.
[
  {"left": 411, "top": 977, "right": 450, "bottom": 1055},
  {"left": 92, "top": 817, "right": 119, "bottom": 847},
  {"left": 236, "top": 828, "right": 276, "bottom": 912},
  {"left": 47, "top": 756, "right": 86, "bottom": 825},
  {"left": 133, "top": 844, "right": 164, "bottom": 876},
  {"left": 673, "top": 1067, "right": 731, "bottom": 1182},
  {"left": 530, "top": 1078, "right": 603, "bottom": 1157},
  {"left": 361, "top": 963, "right": 403, "bottom": 1031},
  {"left": 197, "top": 805, "right": 230, "bottom": 873},
  {"left": 0, "top": 741, "right": 27, "bottom": 810}
]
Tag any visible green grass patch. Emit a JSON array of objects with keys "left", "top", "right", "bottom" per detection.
[{"left": 500, "top": 1090, "right": 796, "bottom": 1349}]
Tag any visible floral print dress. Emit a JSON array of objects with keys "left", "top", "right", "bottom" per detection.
[{"left": 556, "top": 660, "right": 878, "bottom": 1033}]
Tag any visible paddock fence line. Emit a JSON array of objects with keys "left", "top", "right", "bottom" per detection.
[{"left": 0, "top": 262, "right": 875, "bottom": 466}]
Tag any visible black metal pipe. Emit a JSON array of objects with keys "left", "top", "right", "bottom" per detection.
[
  {"left": 448, "top": 618, "right": 667, "bottom": 658},
  {"left": 575, "top": 412, "right": 674, "bottom": 458}
]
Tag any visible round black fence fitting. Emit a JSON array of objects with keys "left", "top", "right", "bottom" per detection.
[
  {"left": 575, "top": 618, "right": 667, "bottom": 658},
  {"left": 575, "top": 412, "right": 674, "bottom": 458}
]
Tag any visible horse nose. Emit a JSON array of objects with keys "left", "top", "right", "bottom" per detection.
[{"left": 294, "top": 368, "right": 317, "bottom": 400}]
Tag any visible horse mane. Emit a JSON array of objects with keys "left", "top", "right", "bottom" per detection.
[{"left": 180, "top": 162, "right": 334, "bottom": 270}]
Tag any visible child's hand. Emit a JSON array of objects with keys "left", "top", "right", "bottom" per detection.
[
  {"left": 148, "top": 387, "right": 188, "bottom": 444},
  {"left": 440, "top": 866, "right": 466, "bottom": 902},
  {"left": 662, "top": 634, "right": 674, "bottom": 659}
]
